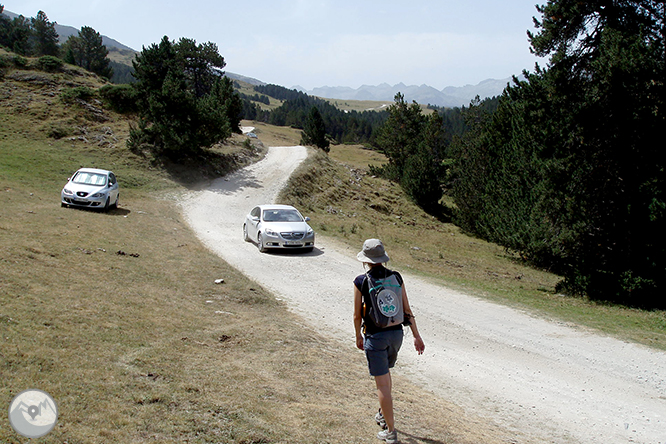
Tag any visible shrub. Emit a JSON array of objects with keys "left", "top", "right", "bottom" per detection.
[
  {"left": 99, "top": 84, "right": 138, "bottom": 114},
  {"left": 12, "top": 55, "right": 28, "bottom": 68},
  {"left": 37, "top": 55, "right": 63, "bottom": 72},
  {"left": 61, "top": 86, "right": 96, "bottom": 103},
  {"left": 47, "top": 125, "right": 73, "bottom": 139}
]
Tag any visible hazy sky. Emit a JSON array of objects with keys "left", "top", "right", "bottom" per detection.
[{"left": 7, "top": 1, "right": 546, "bottom": 89}]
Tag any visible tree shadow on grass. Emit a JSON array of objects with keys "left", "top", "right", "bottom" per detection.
[{"left": 61, "top": 205, "right": 131, "bottom": 217}]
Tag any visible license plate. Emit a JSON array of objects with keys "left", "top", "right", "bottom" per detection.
[{"left": 285, "top": 241, "right": 302, "bottom": 246}]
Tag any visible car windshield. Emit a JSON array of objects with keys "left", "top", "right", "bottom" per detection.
[
  {"left": 262, "top": 209, "right": 303, "bottom": 222},
  {"left": 73, "top": 172, "right": 107, "bottom": 186}
]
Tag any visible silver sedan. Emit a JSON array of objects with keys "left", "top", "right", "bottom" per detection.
[
  {"left": 243, "top": 204, "right": 315, "bottom": 252},
  {"left": 61, "top": 168, "right": 119, "bottom": 211}
]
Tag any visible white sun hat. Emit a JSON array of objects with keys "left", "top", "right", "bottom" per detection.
[{"left": 356, "top": 239, "right": 390, "bottom": 264}]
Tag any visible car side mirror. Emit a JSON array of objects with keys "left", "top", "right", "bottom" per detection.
[{"left": 305, "top": 217, "right": 311, "bottom": 222}]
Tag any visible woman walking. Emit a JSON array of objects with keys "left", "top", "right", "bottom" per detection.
[{"left": 353, "top": 239, "right": 425, "bottom": 443}]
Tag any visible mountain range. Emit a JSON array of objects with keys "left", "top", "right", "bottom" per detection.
[
  {"left": 225, "top": 74, "right": 517, "bottom": 108},
  {"left": 300, "top": 78, "right": 518, "bottom": 108},
  {"left": 4, "top": 8, "right": 516, "bottom": 107}
]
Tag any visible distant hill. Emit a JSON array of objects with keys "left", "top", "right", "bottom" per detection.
[
  {"left": 2, "top": 9, "right": 135, "bottom": 52},
  {"left": 305, "top": 77, "right": 523, "bottom": 108},
  {"left": 225, "top": 72, "right": 266, "bottom": 87}
]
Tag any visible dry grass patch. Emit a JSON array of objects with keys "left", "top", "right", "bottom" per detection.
[
  {"left": 330, "top": 143, "right": 387, "bottom": 169},
  {"left": 242, "top": 120, "right": 302, "bottom": 147},
  {"left": 321, "top": 98, "right": 436, "bottom": 115},
  {"left": 320, "top": 98, "right": 393, "bottom": 113}
]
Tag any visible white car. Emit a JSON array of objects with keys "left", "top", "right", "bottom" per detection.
[
  {"left": 61, "top": 168, "right": 119, "bottom": 211},
  {"left": 243, "top": 204, "right": 315, "bottom": 253}
]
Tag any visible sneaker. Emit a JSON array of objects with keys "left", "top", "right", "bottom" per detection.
[
  {"left": 377, "top": 428, "right": 398, "bottom": 443},
  {"left": 375, "top": 408, "right": 387, "bottom": 429}
]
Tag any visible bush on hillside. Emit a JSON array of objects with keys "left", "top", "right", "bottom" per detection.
[
  {"left": 99, "top": 84, "right": 138, "bottom": 114},
  {"left": 61, "top": 86, "right": 96, "bottom": 103},
  {"left": 37, "top": 55, "right": 62, "bottom": 72},
  {"left": 11, "top": 54, "right": 28, "bottom": 68}
]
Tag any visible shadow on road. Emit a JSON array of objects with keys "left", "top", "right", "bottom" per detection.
[
  {"left": 397, "top": 429, "right": 449, "bottom": 444},
  {"left": 205, "top": 169, "right": 263, "bottom": 196},
  {"left": 254, "top": 247, "right": 325, "bottom": 257}
]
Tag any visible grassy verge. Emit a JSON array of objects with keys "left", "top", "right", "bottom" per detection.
[
  {"left": 279, "top": 147, "right": 666, "bottom": 350},
  {"left": 1, "top": 67, "right": 513, "bottom": 442}
]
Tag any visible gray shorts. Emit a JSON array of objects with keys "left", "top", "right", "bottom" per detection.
[{"left": 364, "top": 329, "right": 404, "bottom": 376}]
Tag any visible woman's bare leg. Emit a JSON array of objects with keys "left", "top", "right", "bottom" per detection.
[{"left": 375, "top": 372, "right": 394, "bottom": 431}]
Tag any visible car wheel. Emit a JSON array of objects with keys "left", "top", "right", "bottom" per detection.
[
  {"left": 61, "top": 202, "right": 67, "bottom": 208},
  {"left": 103, "top": 197, "right": 110, "bottom": 212},
  {"left": 112, "top": 194, "right": 119, "bottom": 209},
  {"left": 257, "top": 232, "right": 267, "bottom": 253},
  {"left": 243, "top": 224, "right": 250, "bottom": 242}
]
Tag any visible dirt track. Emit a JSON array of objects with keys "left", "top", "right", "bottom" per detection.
[{"left": 181, "top": 145, "right": 666, "bottom": 444}]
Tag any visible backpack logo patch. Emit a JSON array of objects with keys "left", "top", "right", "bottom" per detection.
[{"left": 377, "top": 288, "right": 399, "bottom": 317}]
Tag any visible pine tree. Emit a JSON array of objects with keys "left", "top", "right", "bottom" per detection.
[
  {"left": 30, "top": 11, "right": 58, "bottom": 56},
  {"left": 129, "top": 36, "right": 241, "bottom": 157},
  {"left": 374, "top": 93, "right": 424, "bottom": 181},
  {"left": 373, "top": 93, "right": 447, "bottom": 213},
  {"left": 300, "top": 106, "right": 329, "bottom": 152},
  {"left": 0, "top": 13, "right": 31, "bottom": 55},
  {"left": 63, "top": 26, "right": 113, "bottom": 79}
]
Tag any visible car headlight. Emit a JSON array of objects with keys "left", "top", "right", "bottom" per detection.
[
  {"left": 264, "top": 228, "right": 278, "bottom": 237},
  {"left": 307, "top": 227, "right": 314, "bottom": 235},
  {"left": 63, "top": 188, "right": 72, "bottom": 195},
  {"left": 91, "top": 192, "right": 107, "bottom": 198}
]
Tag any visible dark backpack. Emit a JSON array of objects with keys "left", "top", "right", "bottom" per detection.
[{"left": 364, "top": 270, "right": 404, "bottom": 329}]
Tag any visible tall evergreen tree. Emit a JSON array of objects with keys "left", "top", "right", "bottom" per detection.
[
  {"left": 0, "top": 5, "right": 8, "bottom": 45},
  {"left": 63, "top": 26, "right": 113, "bottom": 78},
  {"left": 30, "top": 10, "right": 58, "bottom": 56},
  {"left": 129, "top": 36, "right": 241, "bottom": 158},
  {"left": 0, "top": 12, "right": 31, "bottom": 55},
  {"left": 374, "top": 93, "right": 424, "bottom": 181},
  {"left": 373, "top": 93, "right": 447, "bottom": 213},
  {"left": 401, "top": 111, "right": 448, "bottom": 213},
  {"left": 300, "top": 106, "right": 329, "bottom": 152}
]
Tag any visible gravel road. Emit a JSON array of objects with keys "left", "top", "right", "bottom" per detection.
[{"left": 180, "top": 144, "right": 666, "bottom": 444}]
